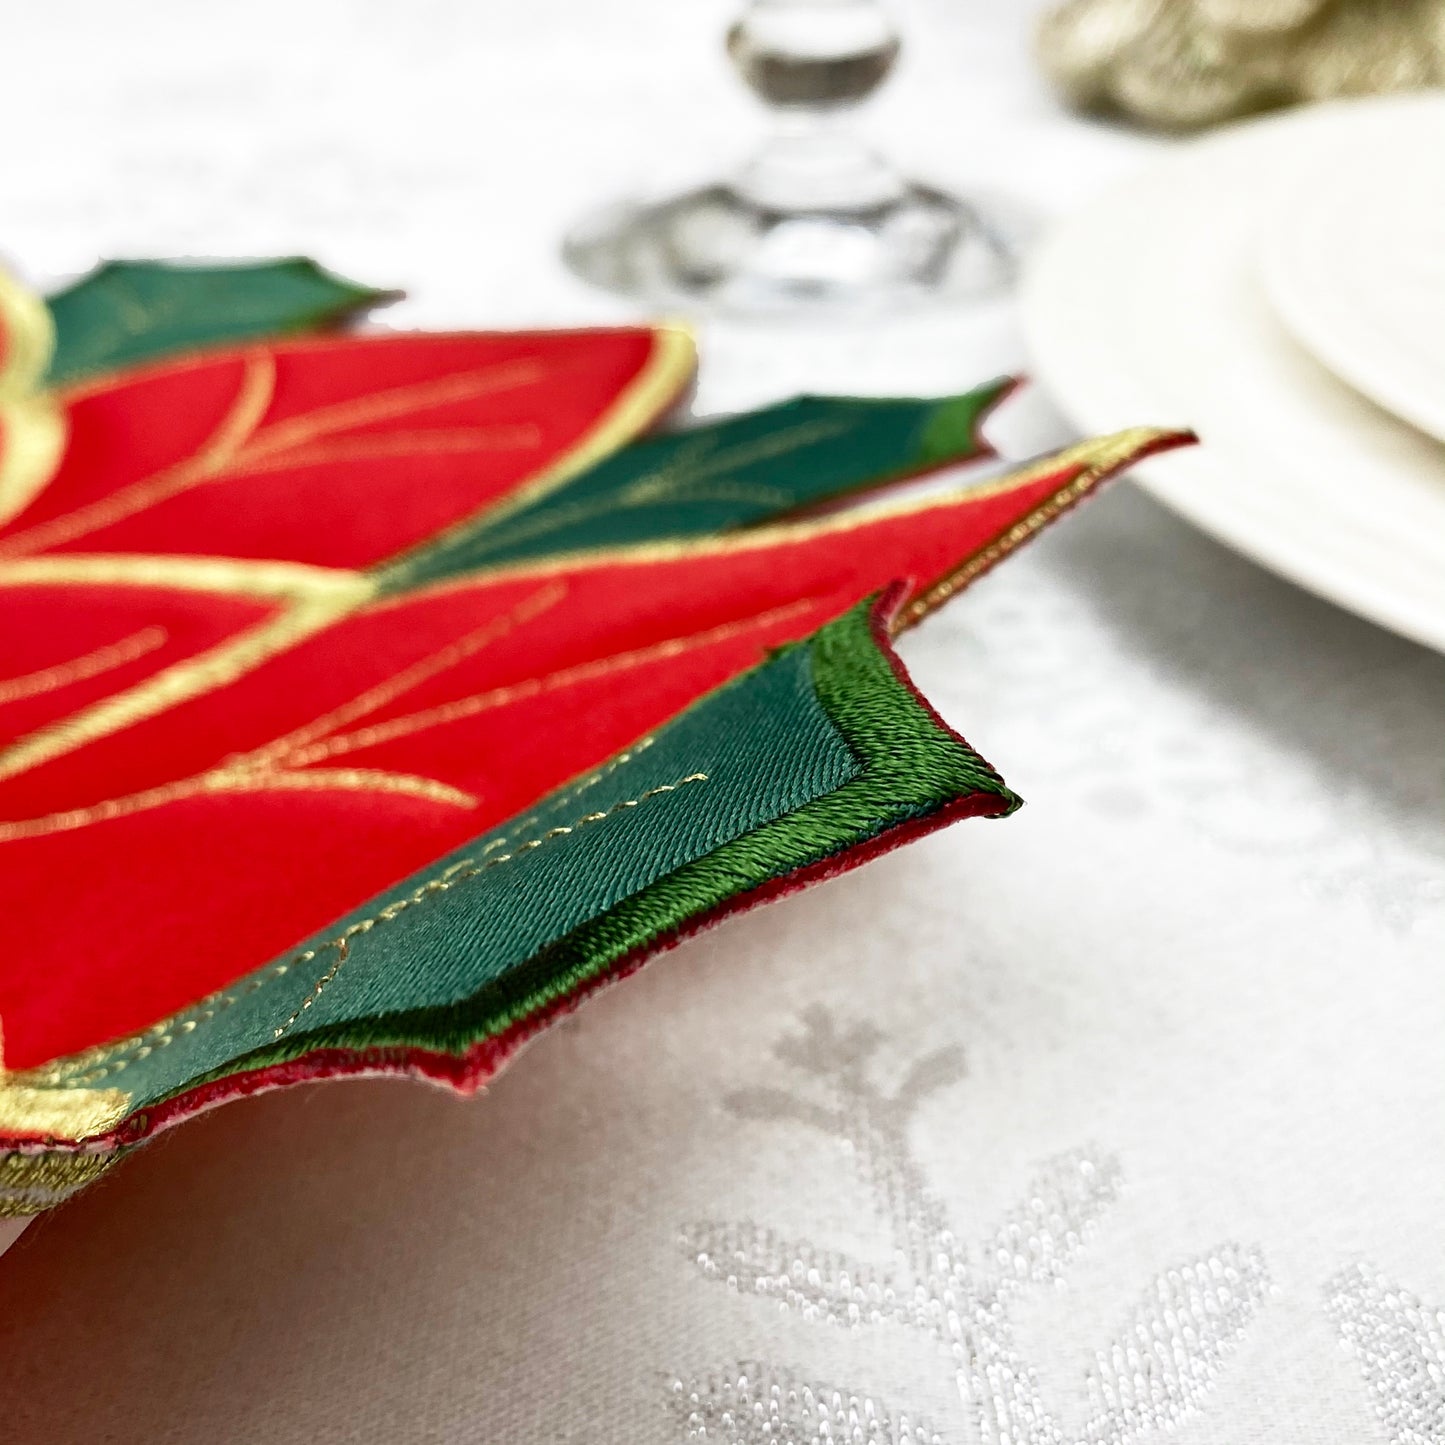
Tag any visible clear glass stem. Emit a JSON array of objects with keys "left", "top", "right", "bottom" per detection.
[
  {"left": 561, "top": 0, "right": 1022, "bottom": 312},
  {"left": 734, "top": 112, "right": 905, "bottom": 213}
]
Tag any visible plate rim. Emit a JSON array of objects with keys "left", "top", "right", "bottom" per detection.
[
  {"left": 1258, "top": 97, "right": 1445, "bottom": 444},
  {"left": 1021, "top": 95, "right": 1445, "bottom": 656}
]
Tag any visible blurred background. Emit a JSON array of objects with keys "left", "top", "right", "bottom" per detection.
[{"left": 0, "top": 0, "right": 1142, "bottom": 401}]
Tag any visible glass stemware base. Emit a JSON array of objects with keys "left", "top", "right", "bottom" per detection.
[{"left": 564, "top": 173, "right": 1018, "bottom": 315}]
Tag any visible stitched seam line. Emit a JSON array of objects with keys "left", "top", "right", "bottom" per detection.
[
  {"left": 481, "top": 736, "right": 656, "bottom": 849},
  {"left": 50, "top": 771, "right": 709, "bottom": 1084},
  {"left": 22, "top": 738, "right": 661, "bottom": 1087},
  {"left": 896, "top": 431, "right": 1177, "bottom": 630},
  {"left": 270, "top": 771, "right": 709, "bottom": 1039}
]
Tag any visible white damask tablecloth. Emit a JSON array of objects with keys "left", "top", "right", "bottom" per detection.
[{"left": 0, "top": 3, "right": 1440, "bottom": 1442}]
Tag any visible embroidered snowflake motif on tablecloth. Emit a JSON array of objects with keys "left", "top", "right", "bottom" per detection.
[{"left": 668, "top": 1008, "right": 1270, "bottom": 1445}]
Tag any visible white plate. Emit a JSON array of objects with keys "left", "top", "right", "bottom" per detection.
[
  {"left": 1261, "top": 96, "right": 1445, "bottom": 442},
  {"left": 1022, "top": 96, "right": 1445, "bottom": 655}
]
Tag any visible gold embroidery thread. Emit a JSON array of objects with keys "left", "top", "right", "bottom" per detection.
[
  {"left": 0, "top": 354, "right": 559, "bottom": 559},
  {"left": 0, "top": 585, "right": 568, "bottom": 836},
  {"left": 376, "top": 429, "right": 1177, "bottom": 605},
  {"left": 0, "top": 625, "right": 168, "bottom": 706},
  {"left": 379, "top": 325, "right": 695, "bottom": 584},
  {"left": 276, "top": 597, "right": 817, "bottom": 770},
  {"left": 268, "top": 770, "right": 710, "bottom": 1040},
  {"left": 18, "top": 767, "right": 710, "bottom": 1086}
]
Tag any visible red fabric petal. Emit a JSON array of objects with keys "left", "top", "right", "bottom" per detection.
[
  {"left": 0, "top": 583, "right": 276, "bottom": 749},
  {"left": 0, "top": 328, "right": 687, "bottom": 569}
]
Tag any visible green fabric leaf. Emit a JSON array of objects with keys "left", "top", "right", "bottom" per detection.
[
  {"left": 45, "top": 258, "right": 395, "bottom": 386},
  {"left": 35, "top": 599, "right": 1016, "bottom": 1118},
  {"left": 384, "top": 379, "right": 1012, "bottom": 590}
]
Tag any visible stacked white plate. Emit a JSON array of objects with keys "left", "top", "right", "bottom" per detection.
[{"left": 1023, "top": 93, "right": 1445, "bottom": 653}]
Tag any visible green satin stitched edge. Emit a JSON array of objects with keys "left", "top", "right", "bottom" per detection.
[{"left": 165, "top": 598, "right": 1017, "bottom": 1079}]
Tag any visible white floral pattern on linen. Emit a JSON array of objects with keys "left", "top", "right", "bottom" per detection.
[
  {"left": 669, "top": 1010, "right": 1270, "bottom": 1445},
  {"left": 1327, "top": 1263, "right": 1445, "bottom": 1445},
  {"left": 929, "top": 516, "right": 1445, "bottom": 935}
]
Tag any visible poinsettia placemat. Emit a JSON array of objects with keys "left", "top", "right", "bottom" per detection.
[{"left": 0, "top": 258, "right": 1181, "bottom": 1215}]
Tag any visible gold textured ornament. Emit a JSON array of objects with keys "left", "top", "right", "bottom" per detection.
[{"left": 1038, "top": 0, "right": 1445, "bottom": 130}]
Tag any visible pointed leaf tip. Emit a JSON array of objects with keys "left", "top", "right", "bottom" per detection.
[{"left": 45, "top": 256, "right": 399, "bottom": 387}]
